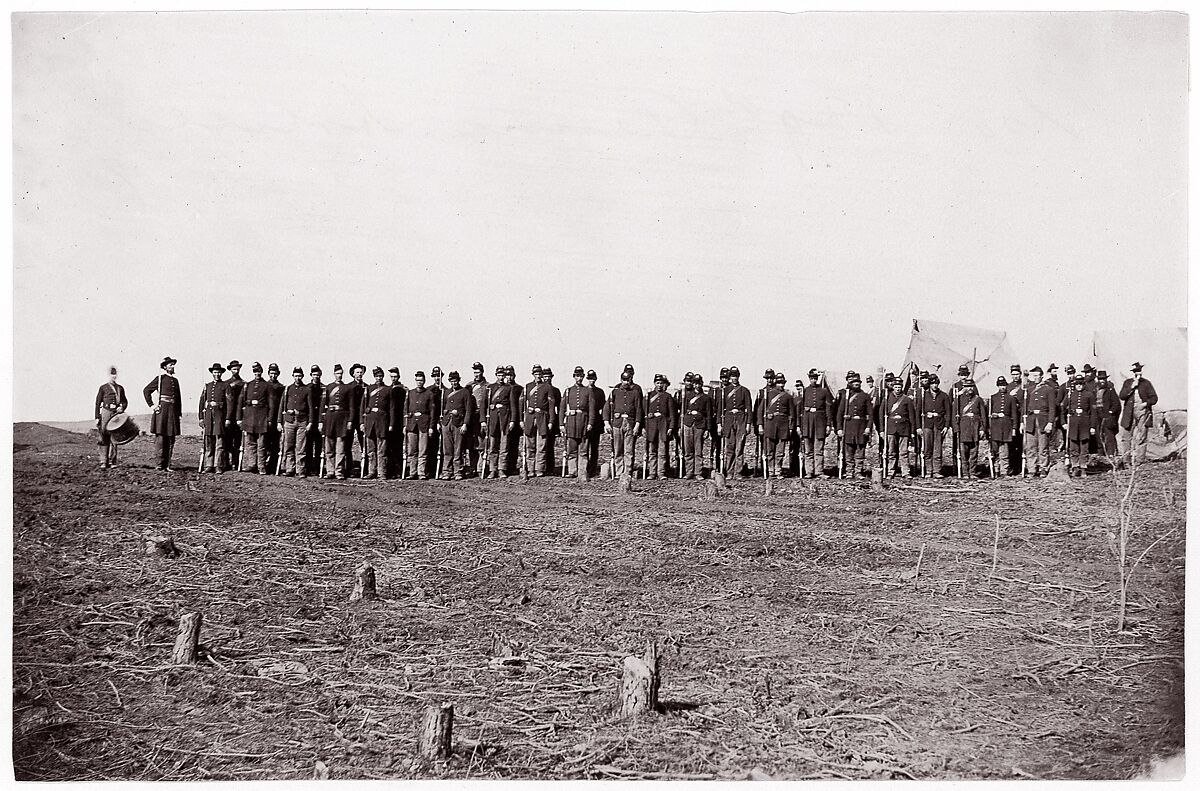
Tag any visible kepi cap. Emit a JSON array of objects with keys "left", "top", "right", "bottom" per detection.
[
  {"left": 573, "top": 365, "right": 584, "bottom": 376},
  {"left": 251, "top": 362, "right": 263, "bottom": 373},
  {"left": 292, "top": 366, "right": 304, "bottom": 376}
]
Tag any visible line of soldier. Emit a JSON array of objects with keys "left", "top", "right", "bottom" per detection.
[{"left": 122, "top": 356, "right": 1160, "bottom": 480}]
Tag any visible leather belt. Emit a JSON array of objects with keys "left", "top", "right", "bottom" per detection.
[
  {"left": 1031, "top": 410, "right": 1042, "bottom": 414},
  {"left": 411, "top": 412, "right": 422, "bottom": 417},
  {"left": 990, "top": 413, "right": 1005, "bottom": 418},
  {"left": 328, "top": 405, "right": 342, "bottom": 411},
  {"left": 925, "top": 412, "right": 939, "bottom": 418},
  {"left": 616, "top": 412, "right": 630, "bottom": 418},
  {"left": 1074, "top": 408, "right": 1084, "bottom": 414},
  {"left": 491, "top": 404, "right": 506, "bottom": 409},
  {"left": 805, "top": 407, "right": 817, "bottom": 412},
  {"left": 651, "top": 412, "right": 663, "bottom": 418},
  {"left": 729, "top": 408, "right": 743, "bottom": 413},
  {"left": 159, "top": 396, "right": 174, "bottom": 402},
  {"left": 103, "top": 403, "right": 120, "bottom": 409},
  {"left": 963, "top": 412, "right": 975, "bottom": 417},
  {"left": 848, "top": 416, "right": 864, "bottom": 420},
  {"left": 688, "top": 410, "right": 699, "bottom": 415},
  {"left": 207, "top": 401, "right": 218, "bottom": 407}
]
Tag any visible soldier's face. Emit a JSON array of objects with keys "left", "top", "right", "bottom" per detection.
[
  {"left": 269, "top": 372, "right": 278, "bottom": 382},
  {"left": 390, "top": 374, "right": 400, "bottom": 385},
  {"left": 416, "top": 377, "right": 425, "bottom": 387},
  {"left": 1029, "top": 372, "right": 1043, "bottom": 384},
  {"left": 354, "top": 371, "right": 364, "bottom": 383},
  {"left": 254, "top": 371, "right": 263, "bottom": 380},
  {"left": 892, "top": 383, "right": 903, "bottom": 394},
  {"left": 587, "top": 377, "right": 596, "bottom": 386},
  {"left": 293, "top": 374, "right": 303, "bottom": 384},
  {"left": 375, "top": 375, "right": 384, "bottom": 384},
  {"left": 574, "top": 375, "right": 583, "bottom": 385},
  {"left": 730, "top": 376, "right": 739, "bottom": 386},
  {"left": 231, "top": 366, "right": 241, "bottom": 377},
  {"left": 212, "top": 371, "right": 221, "bottom": 381},
  {"left": 108, "top": 373, "right": 118, "bottom": 384},
  {"left": 335, "top": 372, "right": 344, "bottom": 382}
]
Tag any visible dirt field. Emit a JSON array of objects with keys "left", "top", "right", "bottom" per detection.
[{"left": 11, "top": 423, "right": 1185, "bottom": 780}]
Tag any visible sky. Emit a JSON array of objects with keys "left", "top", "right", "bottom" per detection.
[{"left": 12, "top": 10, "right": 1188, "bottom": 421}]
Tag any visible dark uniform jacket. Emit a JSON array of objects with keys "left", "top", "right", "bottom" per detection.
[
  {"left": 1059, "top": 388, "right": 1097, "bottom": 440},
  {"left": 605, "top": 384, "right": 644, "bottom": 428},
  {"left": 198, "top": 380, "right": 230, "bottom": 436},
  {"left": 1006, "top": 380, "right": 1025, "bottom": 425},
  {"left": 521, "top": 380, "right": 541, "bottom": 434},
  {"left": 798, "top": 384, "right": 835, "bottom": 438},
  {"left": 835, "top": 390, "right": 873, "bottom": 444},
  {"left": 225, "top": 376, "right": 245, "bottom": 423},
  {"left": 523, "top": 382, "right": 555, "bottom": 434},
  {"left": 1118, "top": 377, "right": 1159, "bottom": 431},
  {"left": 470, "top": 379, "right": 488, "bottom": 433},
  {"left": 756, "top": 386, "right": 795, "bottom": 440},
  {"left": 440, "top": 386, "right": 475, "bottom": 429},
  {"left": 587, "top": 385, "right": 606, "bottom": 433},
  {"left": 878, "top": 392, "right": 917, "bottom": 436},
  {"left": 308, "top": 379, "right": 324, "bottom": 429},
  {"left": 988, "top": 390, "right": 1019, "bottom": 442},
  {"left": 644, "top": 389, "right": 676, "bottom": 442},
  {"left": 914, "top": 389, "right": 952, "bottom": 432},
  {"left": 237, "top": 379, "right": 273, "bottom": 433},
  {"left": 280, "top": 382, "right": 318, "bottom": 425},
  {"left": 95, "top": 383, "right": 128, "bottom": 421},
  {"left": 1095, "top": 384, "right": 1121, "bottom": 432},
  {"left": 267, "top": 380, "right": 285, "bottom": 427},
  {"left": 680, "top": 389, "right": 713, "bottom": 430},
  {"left": 953, "top": 393, "right": 987, "bottom": 439},
  {"left": 321, "top": 382, "right": 356, "bottom": 436},
  {"left": 486, "top": 382, "right": 520, "bottom": 433},
  {"left": 548, "top": 384, "right": 562, "bottom": 435},
  {"left": 1022, "top": 381, "right": 1058, "bottom": 432},
  {"left": 362, "top": 383, "right": 393, "bottom": 438},
  {"left": 559, "top": 384, "right": 593, "bottom": 439},
  {"left": 404, "top": 386, "right": 439, "bottom": 433},
  {"left": 144, "top": 374, "right": 182, "bottom": 436},
  {"left": 721, "top": 384, "right": 754, "bottom": 430}
]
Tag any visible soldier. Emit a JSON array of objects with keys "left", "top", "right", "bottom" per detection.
[
  {"left": 915, "top": 373, "right": 951, "bottom": 478},
  {"left": 485, "top": 365, "right": 520, "bottom": 478},
  {"left": 680, "top": 372, "right": 713, "bottom": 480},
  {"left": 644, "top": 374, "right": 676, "bottom": 479},
  {"left": 559, "top": 366, "right": 592, "bottom": 479},
  {"left": 1060, "top": 373, "right": 1097, "bottom": 477},
  {"left": 987, "top": 376, "right": 1019, "bottom": 477},
  {"left": 757, "top": 372, "right": 795, "bottom": 479},
  {"left": 346, "top": 363, "right": 367, "bottom": 475},
  {"left": 713, "top": 367, "right": 730, "bottom": 468},
  {"left": 544, "top": 368, "right": 562, "bottom": 475},
  {"left": 360, "top": 366, "right": 392, "bottom": 479},
  {"left": 264, "top": 363, "right": 285, "bottom": 475},
  {"left": 466, "top": 362, "right": 488, "bottom": 476},
  {"left": 835, "top": 374, "right": 872, "bottom": 477},
  {"left": 386, "top": 367, "right": 407, "bottom": 479},
  {"left": 1119, "top": 362, "right": 1159, "bottom": 466},
  {"left": 604, "top": 366, "right": 644, "bottom": 477},
  {"left": 1081, "top": 364, "right": 1098, "bottom": 396},
  {"left": 585, "top": 369, "right": 606, "bottom": 477},
  {"left": 222, "top": 361, "right": 245, "bottom": 470},
  {"left": 94, "top": 365, "right": 128, "bottom": 469},
  {"left": 719, "top": 366, "right": 754, "bottom": 476},
  {"left": 503, "top": 366, "right": 521, "bottom": 474},
  {"left": 1094, "top": 371, "right": 1121, "bottom": 464},
  {"left": 198, "top": 362, "right": 229, "bottom": 474},
  {"left": 404, "top": 371, "right": 439, "bottom": 480},
  {"left": 305, "top": 365, "right": 325, "bottom": 475},
  {"left": 797, "top": 369, "right": 834, "bottom": 478},
  {"left": 521, "top": 364, "right": 543, "bottom": 475},
  {"left": 1021, "top": 366, "right": 1058, "bottom": 477},
  {"left": 428, "top": 365, "right": 446, "bottom": 473},
  {"left": 1006, "top": 365, "right": 1025, "bottom": 473},
  {"left": 1045, "top": 363, "right": 1064, "bottom": 458},
  {"left": 143, "top": 357, "right": 181, "bottom": 472},
  {"left": 754, "top": 368, "right": 778, "bottom": 477},
  {"left": 879, "top": 375, "right": 917, "bottom": 478},
  {"left": 953, "top": 379, "right": 987, "bottom": 478},
  {"left": 236, "top": 362, "right": 272, "bottom": 474},
  {"left": 321, "top": 364, "right": 356, "bottom": 480},
  {"left": 278, "top": 366, "right": 317, "bottom": 477},
  {"left": 437, "top": 371, "right": 474, "bottom": 480}
]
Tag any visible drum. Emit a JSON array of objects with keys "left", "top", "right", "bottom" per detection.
[{"left": 105, "top": 413, "right": 140, "bottom": 445}]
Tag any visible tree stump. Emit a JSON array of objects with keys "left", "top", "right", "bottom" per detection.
[
  {"left": 349, "top": 563, "right": 378, "bottom": 602},
  {"left": 700, "top": 480, "right": 722, "bottom": 501},
  {"left": 143, "top": 534, "right": 181, "bottom": 558},
  {"left": 870, "top": 468, "right": 884, "bottom": 491},
  {"left": 711, "top": 472, "right": 727, "bottom": 490},
  {"left": 764, "top": 478, "right": 773, "bottom": 496},
  {"left": 617, "top": 473, "right": 632, "bottom": 493},
  {"left": 1045, "top": 464, "right": 1071, "bottom": 484},
  {"left": 418, "top": 702, "right": 454, "bottom": 760},
  {"left": 600, "top": 461, "right": 611, "bottom": 479},
  {"left": 618, "top": 640, "right": 660, "bottom": 719},
  {"left": 171, "top": 612, "right": 202, "bottom": 664}
]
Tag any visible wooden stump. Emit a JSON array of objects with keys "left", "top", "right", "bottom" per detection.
[
  {"left": 418, "top": 702, "right": 454, "bottom": 760},
  {"left": 1045, "top": 464, "right": 1071, "bottom": 484},
  {"left": 171, "top": 612, "right": 202, "bottom": 664},
  {"left": 600, "top": 461, "right": 611, "bottom": 479},
  {"left": 870, "top": 468, "right": 884, "bottom": 491},
  {"left": 711, "top": 472, "right": 727, "bottom": 490},
  {"left": 764, "top": 477, "right": 773, "bottom": 496},
  {"left": 700, "top": 480, "right": 722, "bottom": 501},
  {"left": 617, "top": 473, "right": 632, "bottom": 493},
  {"left": 143, "top": 534, "right": 181, "bottom": 558},
  {"left": 618, "top": 640, "right": 660, "bottom": 719},
  {"left": 349, "top": 563, "right": 378, "bottom": 602}
]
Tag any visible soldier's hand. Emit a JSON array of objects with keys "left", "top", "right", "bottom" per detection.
[
  {"left": 428, "top": 428, "right": 434, "bottom": 436},
  {"left": 1043, "top": 424, "right": 1053, "bottom": 434},
  {"left": 837, "top": 430, "right": 844, "bottom": 438},
  {"left": 225, "top": 419, "right": 232, "bottom": 426},
  {"left": 757, "top": 425, "right": 764, "bottom": 435},
  {"left": 388, "top": 425, "right": 394, "bottom": 433},
  {"left": 604, "top": 423, "right": 611, "bottom": 434},
  {"left": 96, "top": 419, "right": 102, "bottom": 429},
  {"left": 586, "top": 423, "right": 593, "bottom": 433},
  {"left": 1090, "top": 428, "right": 1096, "bottom": 435},
  {"left": 716, "top": 424, "right": 722, "bottom": 436},
  {"left": 360, "top": 424, "right": 366, "bottom": 432},
  {"left": 237, "top": 420, "right": 243, "bottom": 427}
]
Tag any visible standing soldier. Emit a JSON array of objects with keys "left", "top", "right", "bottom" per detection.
[
  {"left": 485, "top": 365, "right": 520, "bottom": 478},
  {"left": 987, "top": 376, "right": 1019, "bottom": 477},
  {"left": 143, "top": 357, "right": 181, "bottom": 472},
  {"left": 559, "top": 366, "right": 592, "bottom": 479},
  {"left": 604, "top": 367, "right": 644, "bottom": 477},
  {"left": 915, "top": 373, "right": 951, "bottom": 478},
  {"left": 222, "top": 361, "right": 245, "bottom": 471},
  {"left": 1006, "top": 365, "right": 1025, "bottom": 473},
  {"left": 757, "top": 372, "right": 795, "bottom": 479},
  {"left": 1060, "top": 373, "right": 1097, "bottom": 478},
  {"left": 1119, "top": 362, "right": 1159, "bottom": 467},
  {"left": 644, "top": 374, "right": 676, "bottom": 479},
  {"left": 427, "top": 366, "right": 446, "bottom": 474},
  {"left": 521, "top": 364, "right": 543, "bottom": 475},
  {"left": 306, "top": 365, "right": 325, "bottom": 476},
  {"left": 94, "top": 366, "right": 128, "bottom": 469},
  {"left": 360, "top": 366, "right": 392, "bottom": 480},
  {"left": 835, "top": 374, "right": 872, "bottom": 477},
  {"left": 321, "top": 364, "right": 355, "bottom": 480},
  {"left": 680, "top": 372, "right": 713, "bottom": 480},
  {"left": 1021, "top": 366, "right": 1058, "bottom": 477},
  {"left": 279, "top": 366, "right": 317, "bottom": 477},
  {"left": 438, "top": 371, "right": 474, "bottom": 480},
  {"left": 386, "top": 367, "right": 407, "bottom": 479},
  {"left": 264, "top": 363, "right": 285, "bottom": 475},
  {"left": 1094, "top": 371, "right": 1122, "bottom": 464},
  {"left": 719, "top": 366, "right": 753, "bottom": 476},
  {"left": 544, "top": 368, "right": 562, "bottom": 475},
  {"left": 879, "top": 376, "right": 917, "bottom": 478},
  {"left": 466, "top": 362, "right": 488, "bottom": 476},
  {"left": 798, "top": 368, "right": 834, "bottom": 478},
  {"left": 198, "top": 362, "right": 229, "bottom": 474},
  {"left": 713, "top": 368, "right": 730, "bottom": 470},
  {"left": 525, "top": 368, "right": 556, "bottom": 477},
  {"left": 346, "top": 364, "right": 367, "bottom": 476},
  {"left": 585, "top": 369, "right": 606, "bottom": 477},
  {"left": 404, "top": 371, "right": 439, "bottom": 479},
  {"left": 953, "top": 379, "right": 987, "bottom": 478},
  {"left": 236, "top": 362, "right": 272, "bottom": 474},
  {"left": 501, "top": 366, "right": 520, "bottom": 474}
]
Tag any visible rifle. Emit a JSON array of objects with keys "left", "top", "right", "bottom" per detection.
[
  {"left": 759, "top": 386, "right": 766, "bottom": 479},
  {"left": 837, "top": 386, "right": 846, "bottom": 479},
  {"left": 677, "top": 387, "right": 685, "bottom": 478}
]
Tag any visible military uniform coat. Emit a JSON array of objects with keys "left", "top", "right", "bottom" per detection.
[
  {"left": 914, "top": 389, "right": 952, "bottom": 431},
  {"left": 605, "top": 384, "right": 644, "bottom": 427},
  {"left": 486, "top": 382, "right": 520, "bottom": 433},
  {"left": 95, "top": 383, "right": 128, "bottom": 421},
  {"left": 756, "top": 386, "right": 795, "bottom": 440},
  {"left": 721, "top": 385, "right": 753, "bottom": 430},
  {"left": 144, "top": 374, "right": 182, "bottom": 436},
  {"left": 1060, "top": 388, "right": 1097, "bottom": 440},
  {"left": 559, "top": 383, "right": 593, "bottom": 439},
  {"left": 835, "top": 390, "right": 873, "bottom": 444},
  {"left": 321, "top": 382, "right": 355, "bottom": 436},
  {"left": 798, "top": 384, "right": 835, "bottom": 438},
  {"left": 587, "top": 385, "right": 606, "bottom": 431},
  {"left": 987, "top": 391, "right": 1019, "bottom": 442},
  {"left": 440, "top": 386, "right": 475, "bottom": 429},
  {"left": 1095, "top": 384, "right": 1121, "bottom": 432},
  {"left": 1022, "top": 382, "right": 1058, "bottom": 432},
  {"left": 644, "top": 389, "right": 676, "bottom": 442},
  {"left": 362, "top": 383, "right": 393, "bottom": 438},
  {"left": 404, "top": 387, "right": 439, "bottom": 433},
  {"left": 237, "top": 379, "right": 273, "bottom": 433},
  {"left": 280, "top": 382, "right": 318, "bottom": 425},
  {"left": 198, "top": 380, "right": 230, "bottom": 436},
  {"left": 680, "top": 389, "right": 713, "bottom": 429},
  {"left": 879, "top": 392, "right": 917, "bottom": 436},
  {"left": 267, "top": 380, "right": 285, "bottom": 426},
  {"left": 953, "top": 393, "right": 987, "bottom": 438}
]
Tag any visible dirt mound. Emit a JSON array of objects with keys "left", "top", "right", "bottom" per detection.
[{"left": 13, "top": 422, "right": 92, "bottom": 452}]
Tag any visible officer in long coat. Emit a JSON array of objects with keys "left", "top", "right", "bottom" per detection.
[
  {"left": 237, "top": 362, "right": 273, "bottom": 474},
  {"left": 798, "top": 368, "right": 835, "bottom": 478},
  {"left": 757, "top": 372, "right": 795, "bottom": 479},
  {"left": 1059, "top": 374, "right": 1097, "bottom": 476},
  {"left": 360, "top": 366, "right": 392, "bottom": 479},
  {"left": 198, "top": 362, "right": 229, "bottom": 474},
  {"left": 143, "top": 356, "right": 182, "bottom": 472},
  {"left": 680, "top": 372, "right": 713, "bottom": 480},
  {"left": 321, "top": 364, "right": 356, "bottom": 480},
  {"left": 914, "top": 373, "right": 951, "bottom": 478},
  {"left": 222, "top": 360, "right": 245, "bottom": 471},
  {"left": 94, "top": 365, "right": 128, "bottom": 469},
  {"left": 719, "top": 366, "right": 754, "bottom": 476},
  {"left": 1094, "top": 371, "right": 1122, "bottom": 463},
  {"left": 558, "top": 366, "right": 592, "bottom": 479},
  {"left": 306, "top": 365, "right": 325, "bottom": 475},
  {"left": 604, "top": 368, "right": 644, "bottom": 478},
  {"left": 484, "top": 365, "right": 520, "bottom": 478},
  {"left": 987, "top": 376, "right": 1019, "bottom": 477},
  {"left": 1118, "top": 362, "right": 1159, "bottom": 466},
  {"left": 644, "top": 374, "right": 676, "bottom": 479},
  {"left": 879, "top": 376, "right": 917, "bottom": 478},
  {"left": 264, "top": 363, "right": 285, "bottom": 475},
  {"left": 1021, "top": 366, "right": 1058, "bottom": 477},
  {"left": 953, "top": 379, "right": 988, "bottom": 478},
  {"left": 585, "top": 369, "right": 606, "bottom": 477},
  {"left": 278, "top": 366, "right": 317, "bottom": 477},
  {"left": 835, "top": 374, "right": 872, "bottom": 477},
  {"left": 404, "top": 371, "right": 439, "bottom": 479}
]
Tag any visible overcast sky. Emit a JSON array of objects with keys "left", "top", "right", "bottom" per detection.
[{"left": 12, "top": 11, "right": 1187, "bottom": 421}]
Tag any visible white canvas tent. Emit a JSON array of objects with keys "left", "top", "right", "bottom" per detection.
[
  {"left": 901, "top": 319, "right": 1020, "bottom": 388},
  {"left": 1091, "top": 327, "right": 1187, "bottom": 460}
]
